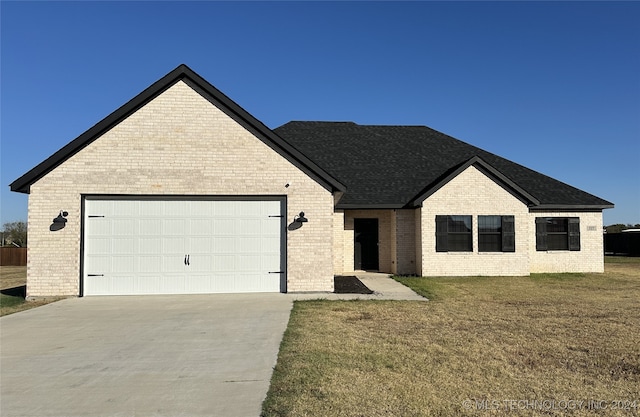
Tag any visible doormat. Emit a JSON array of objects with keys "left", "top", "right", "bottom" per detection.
[{"left": 334, "top": 276, "right": 374, "bottom": 294}]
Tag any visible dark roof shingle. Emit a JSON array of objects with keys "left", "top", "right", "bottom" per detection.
[{"left": 274, "top": 121, "right": 613, "bottom": 209}]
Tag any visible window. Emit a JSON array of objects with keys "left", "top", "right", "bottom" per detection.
[
  {"left": 478, "top": 215, "right": 515, "bottom": 252},
  {"left": 436, "top": 215, "right": 472, "bottom": 252},
  {"left": 535, "top": 217, "right": 580, "bottom": 251}
]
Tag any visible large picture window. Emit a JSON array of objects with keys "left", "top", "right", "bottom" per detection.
[
  {"left": 478, "top": 215, "right": 515, "bottom": 252},
  {"left": 436, "top": 215, "right": 472, "bottom": 252},
  {"left": 535, "top": 217, "right": 580, "bottom": 251}
]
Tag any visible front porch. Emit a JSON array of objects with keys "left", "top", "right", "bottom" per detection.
[{"left": 333, "top": 209, "right": 418, "bottom": 276}]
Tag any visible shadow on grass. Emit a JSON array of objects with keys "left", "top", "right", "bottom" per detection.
[{"left": 1, "top": 285, "right": 26, "bottom": 298}]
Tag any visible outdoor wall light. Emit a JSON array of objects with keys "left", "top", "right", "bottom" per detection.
[
  {"left": 53, "top": 211, "right": 69, "bottom": 224},
  {"left": 50, "top": 210, "right": 69, "bottom": 232},
  {"left": 294, "top": 212, "right": 308, "bottom": 223}
]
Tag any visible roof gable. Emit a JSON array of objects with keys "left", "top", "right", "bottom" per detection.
[
  {"left": 10, "top": 65, "right": 345, "bottom": 194},
  {"left": 275, "top": 121, "right": 614, "bottom": 210},
  {"left": 410, "top": 155, "right": 540, "bottom": 207}
]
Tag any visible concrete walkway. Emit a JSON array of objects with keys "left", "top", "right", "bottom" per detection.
[
  {"left": 291, "top": 272, "right": 428, "bottom": 301},
  {"left": 0, "top": 276, "right": 424, "bottom": 417}
]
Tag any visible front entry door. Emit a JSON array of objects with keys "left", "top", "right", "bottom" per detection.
[{"left": 354, "top": 218, "right": 379, "bottom": 271}]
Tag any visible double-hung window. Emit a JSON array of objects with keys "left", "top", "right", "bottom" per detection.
[
  {"left": 436, "top": 215, "right": 472, "bottom": 252},
  {"left": 535, "top": 217, "right": 580, "bottom": 251},
  {"left": 478, "top": 215, "right": 515, "bottom": 252}
]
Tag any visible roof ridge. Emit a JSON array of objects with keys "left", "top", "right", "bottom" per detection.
[{"left": 10, "top": 65, "right": 346, "bottom": 194}]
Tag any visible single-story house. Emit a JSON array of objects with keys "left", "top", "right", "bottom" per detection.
[{"left": 10, "top": 64, "right": 614, "bottom": 297}]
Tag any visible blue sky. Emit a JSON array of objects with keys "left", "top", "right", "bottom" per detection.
[{"left": 1, "top": 1, "right": 639, "bottom": 226}]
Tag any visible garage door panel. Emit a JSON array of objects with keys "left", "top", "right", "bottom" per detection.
[
  {"left": 140, "top": 218, "right": 162, "bottom": 235},
  {"left": 140, "top": 200, "right": 163, "bottom": 216},
  {"left": 190, "top": 219, "right": 213, "bottom": 235},
  {"left": 189, "top": 201, "right": 215, "bottom": 216},
  {"left": 162, "top": 255, "right": 188, "bottom": 273},
  {"left": 112, "top": 256, "right": 136, "bottom": 273},
  {"left": 189, "top": 254, "right": 213, "bottom": 271},
  {"left": 86, "top": 218, "right": 111, "bottom": 236},
  {"left": 214, "top": 237, "right": 236, "bottom": 253},
  {"left": 112, "top": 219, "right": 137, "bottom": 235},
  {"left": 112, "top": 238, "right": 135, "bottom": 254},
  {"left": 135, "top": 275, "right": 161, "bottom": 294},
  {"left": 85, "top": 255, "right": 112, "bottom": 273},
  {"left": 87, "top": 237, "right": 111, "bottom": 254},
  {"left": 238, "top": 220, "right": 262, "bottom": 236},
  {"left": 213, "top": 218, "right": 236, "bottom": 235},
  {"left": 84, "top": 198, "right": 284, "bottom": 295},
  {"left": 163, "top": 219, "right": 186, "bottom": 235},
  {"left": 211, "top": 201, "right": 236, "bottom": 216},
  {"left": 112, "top": 200, "right": 139, "bottom": 216},
  {"left": 238, "top": 236, "right": 261, "bottom": 252},
  {"left": 189, "top": 237, "right": 212, "bottom": 254},
  {"left": 234, "top": 273, "right": 278, "bottom": 293},
  {"left": 163, "top": 237, "right": 186, "bottom": 254},
  {"left": 139, "top": 256, "right": 162, "bottom": 273},
  {"left": 161, "top": 274, "right": 187, "bottom": 293},
  {"left": 140, "top": 237, "right": 161, "bottom": 254},
  {"left": 212, "top": 254, "right": 236, "bottom": 272},
  {"left": 164, "top": 201, "right": 188, "bottom": 216}
]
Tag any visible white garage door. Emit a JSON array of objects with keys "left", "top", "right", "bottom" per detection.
[{"left": 83, "top": 198, "right": 284, "bottom": 295}]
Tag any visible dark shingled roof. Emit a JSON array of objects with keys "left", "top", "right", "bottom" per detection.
[{"left": 274, "top": 121, "right": 613, "bottom": 210}]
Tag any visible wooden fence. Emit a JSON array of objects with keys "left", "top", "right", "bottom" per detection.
[
  {"left": 0, "top": 247, "right": 27, "bottom": 266},
  {"left": 605, "top": 233, "right": 640, "bottom": 257}
]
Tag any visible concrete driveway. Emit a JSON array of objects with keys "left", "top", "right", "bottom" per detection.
[{"left": 0, "top": 294, "right": 293, "bottom": 417}]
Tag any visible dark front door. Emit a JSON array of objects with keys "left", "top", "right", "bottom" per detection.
[{"left": 354, "top": 218, "right": 379, "bottom": 271}]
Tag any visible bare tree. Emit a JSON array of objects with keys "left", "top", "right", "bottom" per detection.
[{"left": 2, "top": 221, "right": 27, "bottom": 247}]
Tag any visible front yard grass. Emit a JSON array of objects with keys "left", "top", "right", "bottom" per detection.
[
  {"left": 0, "top": 266, "right": 63, "bottom": 316},
  {"left": 262, "top": 258, "right": 640, "bottom": 416}
]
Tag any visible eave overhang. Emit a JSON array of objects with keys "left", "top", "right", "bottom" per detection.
[
  {"left": 408, "top": 155, "right": 540, "bottom": 208},
  {"left": 10, "top": 64, "right": 346, "bottom": 195}
]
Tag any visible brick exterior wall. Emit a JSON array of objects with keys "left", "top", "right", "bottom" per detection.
[
  {"left": 392, "top": 209, "right": 417, "bottom": 275},
  {"left": 335, "top": 209, "right": 416, "bottom": 275},
  {"left": 339, "top": 210, "right": 392, "bottom": 273},
  {"left": 332, "top": 210, "right": 345, "bottom": 274},
  {"left": 419, "top": 165, "right": 532, "bottom": 276},
  {"left": 529, "top": 211, "right": 604, "bottom": 273},
  {"left": 417, "top": 165, "right": 605, "bottom": 276},
  {"left": 26, "top": 81, "right": 334, "bottom": 297}
]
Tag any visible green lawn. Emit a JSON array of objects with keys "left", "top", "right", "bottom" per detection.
[{"left": 262, "top": 259, "right": 640, "bottom": 416}]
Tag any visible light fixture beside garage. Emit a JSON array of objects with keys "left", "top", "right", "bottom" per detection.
[
  {"left": 294, "top": 212, "right": 308, "bottom": 223},
  {"left": 49, "top": 210, "right": 68, "bottom": 232},
  {"left": 54, "top": 211, "right": 69, "bottom": 223}
]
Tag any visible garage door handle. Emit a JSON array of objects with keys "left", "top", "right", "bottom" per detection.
[
  {"left": 88, "top": 274, "right": 104, "bottom": 277},
  {"left": 184, "top": 255, "right": 190, "bottom": 266},
  {"left": 269, "top": 271, "right": 284, "bottom": 274}
]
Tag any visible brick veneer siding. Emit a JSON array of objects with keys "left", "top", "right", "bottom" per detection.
[
  {"left": 339, "top": 210, "right": 392, "bottom": 273},
  {"left": 332, "top": 210, "right": 345, "bottom": 274},
  {"left": 334, "top": 209, "right": 416, "bottom": 275},
  {"left": 529, "top": 211, "right": 604, "bottom": 273},
  {"left": 392, "top": 209, "right": 417, "bottom": 275},
  {"left": 418, "top": 165, "right": 605, "bottom": 276},
  {"left": 26, "top": 81, "right": 334, "bottom": 297},
  {"left": 419, "top": 165, "right": 531, "bottom": 276}
]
